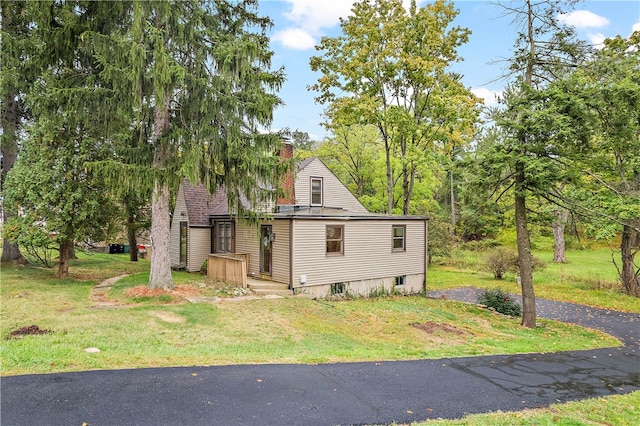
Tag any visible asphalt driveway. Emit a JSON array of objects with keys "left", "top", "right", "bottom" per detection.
[{"left": 2, "top": 289, "right": 639, "bottom": 425}]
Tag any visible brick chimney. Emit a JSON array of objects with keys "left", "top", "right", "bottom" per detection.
[{"left": 277, "top": 142, "right": 295, "bottom": 205}]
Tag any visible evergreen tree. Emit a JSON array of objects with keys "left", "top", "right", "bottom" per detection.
[
  {"left": 4, "top": 1, "right": 127, "bottom": 277},
  {"left": 482, "top": 0, "right": 589, "bottom": 327},
  {"left": 1, "top": 0, "right": 31, "bottom": 264},
  {"left": 88, "top": 0, "right": 285, "bottom": 289}
]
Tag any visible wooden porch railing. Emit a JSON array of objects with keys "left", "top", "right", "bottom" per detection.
[{"left": 207, "top": 253, "right": 249, "bottom": 288}]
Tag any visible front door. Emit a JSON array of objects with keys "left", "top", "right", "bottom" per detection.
[{"left": 260, "top": 225, "right": 272, "bottom": 275}]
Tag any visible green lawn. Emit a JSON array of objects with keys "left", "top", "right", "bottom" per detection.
[
  {"left": 414, "top": 391, "right": 640, "bottom": 426},
  {"left": 1, "top": 248, "right": 638, "bottom": 425},
  {"left": 428, "top": 248, "right": 640, "bottom": 313}
]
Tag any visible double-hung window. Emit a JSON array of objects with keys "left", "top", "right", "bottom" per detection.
[
  {"left": 392, "top": 225, "right": 406, "bottom": 252},
  {"left": 216, "top": 221, "right": 233, "bottom": 253},
  {"left": 311, "top": 177, "right": 323, "bottom": 206},
  {"left": 326, "top": 225, "right": 344, "bottom": 255}
]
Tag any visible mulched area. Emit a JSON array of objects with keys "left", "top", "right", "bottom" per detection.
[{"left": 124, "top": 285, "right": 203, "bottom": 299}]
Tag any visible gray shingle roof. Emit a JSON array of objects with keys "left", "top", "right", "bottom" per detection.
[
  {"left": 182, "top": 180, "right": 229, "bottom": 226},
  {"left": 296, "top": 157, "right": 315, "bottom": 171}
]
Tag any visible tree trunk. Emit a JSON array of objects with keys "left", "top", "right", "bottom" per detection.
[
  {"left": 450, "top": 170, "right": 456, "bottom": 234},
  {"left": 400, "top": 137, "right": 411, "bottom": 216},
  {"left": 57, "top": 240, "right": 72, "bottom": 278},
  {"left": 127, "top": 213, "right": 139, "bottom": 262},
  {"left": 552, "top": 208, "right": 568, "bottom": 263},
  {"left": 516, "top": 0, "right": 536, "bottom": 328},
  {"left": 148, "top": 101, "right": 173, "bottom": 290},
  {"left": 385, "top": 138, "right": 394, "bottom": 214},
  {"left": 149, "top": 181, "right": 173, "bottom": 289},
  {"left": 1, "top": 237, "right": 25, "bottom": 264},
  {"left": 515, "top": 169, "right": 536, "bottom": 328},
  {"left": 402, "top": 161, "right": 410, "bottom": 216},
  {"left": 0, "top": 11, "right": 26, "bottom": 264},
  {"left": 68, "top": 244, "right": 77, "bottom": 260},
  {"left": 620, "top": 224, "right": 639, "bottom": 297}
]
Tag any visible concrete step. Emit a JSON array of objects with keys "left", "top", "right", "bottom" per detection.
[
  {"left": 247, "top": 280, "right": 293, "bottom": 296},
  {"left": 252, "top": 288, "right": 294, "bottom": 296}
]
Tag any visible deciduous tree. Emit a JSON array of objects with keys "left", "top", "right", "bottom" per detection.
[
  {"left": 558, "top": 32, "right": 640, "bottom": 296},
  {"left": 310, "top": 0, "right": 478, "bottom": 215}
]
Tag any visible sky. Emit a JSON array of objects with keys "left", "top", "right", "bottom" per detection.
[{"left": 256, "top": 0, "right": 640, "bottom": 141}]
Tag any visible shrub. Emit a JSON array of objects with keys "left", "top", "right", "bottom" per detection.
[
  {"left": 485, "top": 248, "right": 519, "bottom": 279},
  {"left": 477, "top": 288, "right": 522, "bottom": 317},
  {"left": 485, "top": 248, "right": 546, "bottom": 279},
  {"left": 531, "top": 254, "right": 547, "bottom": 271}
]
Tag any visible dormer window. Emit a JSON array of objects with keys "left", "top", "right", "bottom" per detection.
[{"left": 311, "top": 177, "right": 323, "bottom": 206}]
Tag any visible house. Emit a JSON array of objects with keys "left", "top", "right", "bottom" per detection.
[{"left": 170, "top": 144, "right": 428, "bottom": 298}]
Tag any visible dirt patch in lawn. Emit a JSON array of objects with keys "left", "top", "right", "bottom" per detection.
[
  {"left": 149, "top": 311, "right": 185, "bottom": 323},
  {"left": 6, "top": 325, "right": 53, "bottom": 340},
  {"left": 411, "top": 321, "right": 466, "bottom": 336}
]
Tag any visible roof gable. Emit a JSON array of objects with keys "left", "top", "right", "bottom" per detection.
[
  {"left": 294, "top": 157, "right": 369, "bottom": 213},
  {"left": 181, "top": 180, "right": 229, "bottom": 226}
]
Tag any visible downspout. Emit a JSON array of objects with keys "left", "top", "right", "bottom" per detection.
[
  {"left": 424, "top": 219, "right": 428, "bottom": 292},
  {"left": 289, "top": 219, "right": 294, "bottom": 292}
]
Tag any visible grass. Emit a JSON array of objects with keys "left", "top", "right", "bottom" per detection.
[
  {"left": 413, "top": 391, "right": 640, "bottom": 425},
  {"left": 2, "top": 286, "right": 616, "bottom": 375},
  {"left": 1, "top": 247, "right": 638, "bottom": 425},
  {"left": 1, "top": 251, "right": 624, "bottom": 376},
  {"left": 429, "top": 248, "right": 640, "bottom": 313}
]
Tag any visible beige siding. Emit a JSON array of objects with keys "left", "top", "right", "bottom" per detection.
[
  {"left": 186, "top": 228, "right": 211, "bottom": 273},
  {"left": 295, "top": 158, "right": 368, "bottom": 213},
  {"left": 234, "top": 222, "right": 261, "bottom": 276},
  {"left": 291, "top": 219, "right": 426, "bottom": 291},
  {"left": 234, "top": 220, "right": 291, "bottom": 285},
  {"left": 271, "top": 220, "right": 291, "bottom": 285},
  {"left": 170, "top": 185, "right": 188, "bottom": 268}
]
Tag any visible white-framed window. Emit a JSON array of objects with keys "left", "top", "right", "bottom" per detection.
[
  {"left": 394, "top": 275, "right": 406, "bottom": 287},
  {"left": 392, "top": 225, "right": 406, "bottom": 252},
  {"left": 311, "top": 177, "right": 323, "bottom": 206},
  {"left": 326, "top": 225, "right": 344, "bottom": 255}
]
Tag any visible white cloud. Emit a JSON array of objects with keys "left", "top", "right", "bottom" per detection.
[
  {"left": 272, "top": 0, "right": 354, "bottom": 50},
  {"left": 471, "top": 87, "right": 501, "bottom": 107},
  {"left": 558, "top": 10, "right": 610, "bottom": 29},
  {"left": 275, "top": 0, "right": 428, "bottom": 50},
  {"left": 282, "top": 0, "right": 354, "bottom": 33},
  {"left": 272, "top": 28, "right": 317, "bottom": 50},
  {"left": 588, "top": 32, "right": 606, "bottom": 49},
  {"left": 633, "top": 22, "right": 640, "bottom": 33}
]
